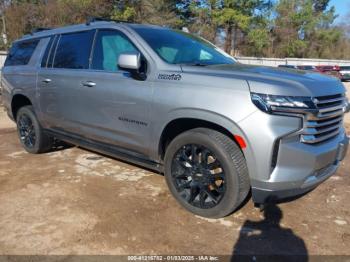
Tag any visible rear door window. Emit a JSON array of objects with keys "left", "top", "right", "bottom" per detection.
[
  {"left": 53, "top": 30, "right": 95, "bottom": 69},
  {"left": 5, "top": 40, "right": 39, "bottom": 66}
]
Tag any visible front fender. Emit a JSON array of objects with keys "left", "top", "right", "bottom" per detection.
[{"left": 150, "top": 108, "right": 258, "bottom": 184}]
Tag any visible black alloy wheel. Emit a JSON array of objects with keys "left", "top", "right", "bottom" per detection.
[
  {"left": 16, "top": 105, "right": 53, "bottom": 154},
  {"left": 171, "top": 144, "right": 226, "bottom": 209},
  {"left": 164, "top": 128, "right": 250, "bottom": 218},
  {"left": 18, "top": 113, "right": 36, "bottom": 148}
]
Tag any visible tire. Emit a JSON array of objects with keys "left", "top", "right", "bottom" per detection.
[
  {"left": 164, "top": 128, "right": 250, "bottom": 218},
  {"left": 16, "top": 105, "right": 53, "bottom": 154}
]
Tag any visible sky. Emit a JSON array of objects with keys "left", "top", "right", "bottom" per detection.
[{"left": 330, "top": 0, "right": 350, "bottom": 23}]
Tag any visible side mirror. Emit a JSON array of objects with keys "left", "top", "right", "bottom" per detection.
[
  {"left": 118, "top": 52, "right": 141, "bottom": 71},
  {"left": 118, "top": 52, "right": 146, "bottom": 80}
]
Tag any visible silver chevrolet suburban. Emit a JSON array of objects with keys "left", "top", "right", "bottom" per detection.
[{"left": 1, "top": 19, "right": 349, "bottom": 218}]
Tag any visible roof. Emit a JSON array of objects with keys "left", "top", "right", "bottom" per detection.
[{"left": 18, "top": 21, "right": 168, "bottom": 42}]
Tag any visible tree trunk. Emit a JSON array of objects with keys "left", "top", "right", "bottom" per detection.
[
  {"left": 212, "top": 25, "right": 217, "bottom": 44},
  {"left": 0, "top": 2, "right": 7, "bottom": 46},
  {"left": 224, "top": 24, "right": 233, "bottom": 53},
  {"left": 232, "top": 25, "right": 237, "bottom": 56},
  {"left": 1, "top": 13, "right": 7, "bottom": 46}
]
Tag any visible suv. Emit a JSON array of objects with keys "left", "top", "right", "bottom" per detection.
[
  {"left": 277, "top": 65, "right": 298, "bottom": 69},
  {"left": 297, "top": 65, "right": 317, "bottom": 71},
  {"left": 339, "top": 66, "right": 350, "bottom": 82},
  {"left": 1, "top": 20, "right": 349, "bottom": 218},
  {"left": 315, "top": 65, "right": 341, "bottom": 79}
]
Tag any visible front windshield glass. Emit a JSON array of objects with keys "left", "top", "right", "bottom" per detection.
[{"left": 134, "top": 27, "right": 236, "bottom": 65}]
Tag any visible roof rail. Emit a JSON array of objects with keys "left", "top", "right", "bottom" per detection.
[
  {"left": 31, "top": 27, "right": 52, "bottom": 35},
  {"left": 86, "top": 17, "right": 129, "bottom": 25}
]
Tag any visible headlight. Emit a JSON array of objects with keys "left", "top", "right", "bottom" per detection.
[{"left": 251, "top": 93, "right": 316, "bottom": 114}]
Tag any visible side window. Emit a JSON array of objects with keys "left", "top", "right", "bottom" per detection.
[
  {"left": 5, "top": 40, "right": 39, "bottom": 66},
  {"left": 53, "top": 30, "right": 94, "bottom": 69},
  {"left": 47, "top": 35, "right": 59, "bottom": 68},
  {"left": 92, "top": 30, "right": 138, "bottom": 71},
  {"left": 41, "top": 36, "right": 55, "bottom": 68}
]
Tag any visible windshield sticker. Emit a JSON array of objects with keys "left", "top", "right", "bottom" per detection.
[{"left": 158, "top": 74, "right": 182, "bottom": 81}]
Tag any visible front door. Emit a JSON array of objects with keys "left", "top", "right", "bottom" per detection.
[{"left": 75, "top": 29, "right": 153, "bottom": 156}]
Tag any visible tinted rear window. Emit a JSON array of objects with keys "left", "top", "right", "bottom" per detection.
[
  {"left": 5, "top": 40, "right": 39, "bottom": 66},
  {"left": 53, "top": 30, "right": 95, "bottom": 69}
]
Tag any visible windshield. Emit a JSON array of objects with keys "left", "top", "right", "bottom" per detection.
[
  {"left": 340, "top": 66, "right": 350, "bottom": 70},
  {"left": 134, "top": 27, "right": 236, "bottom": 65}
]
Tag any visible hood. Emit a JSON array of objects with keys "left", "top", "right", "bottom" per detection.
[{"left": 181, "top": 63, "right": 346, "bottom": 97}]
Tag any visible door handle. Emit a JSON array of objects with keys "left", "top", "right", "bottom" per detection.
[
  {"left": 42, "top": 78, "right": 52, "bottom": 83},
  {"left": 82, "top": 81, "right": 96, "bottom": 88}
]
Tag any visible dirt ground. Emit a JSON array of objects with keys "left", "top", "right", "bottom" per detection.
[{"left": 0, "top": 83, "right": 349, "bottom": 257}]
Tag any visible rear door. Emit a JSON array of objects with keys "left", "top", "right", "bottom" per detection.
[{"left": 38, "top": 30, "right": 96, "bottom": 134}]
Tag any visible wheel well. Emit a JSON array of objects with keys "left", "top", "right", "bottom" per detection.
[
  {"left": 159, "top": 118, "right": 237, "bottom": 159},
  {"left": 11, "top": 95, "right": 32, "bottom": 120}
]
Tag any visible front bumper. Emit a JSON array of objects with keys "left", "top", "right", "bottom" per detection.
[
  {"left": 238, "top": 103, "right": 349, "bottom": 204},
  {"left": 251, "top": 133, "right": 349, "bottom": 203}
]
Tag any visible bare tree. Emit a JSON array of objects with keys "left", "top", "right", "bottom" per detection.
[{"left": 0, "top": 0, "right": 9, "bottom": 48}]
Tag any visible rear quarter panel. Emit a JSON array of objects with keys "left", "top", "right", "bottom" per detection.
[{"left": 1, "top": 38, "right": 48, "bottom": 120}]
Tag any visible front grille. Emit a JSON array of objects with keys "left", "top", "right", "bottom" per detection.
[{"left": 301, "top": 94, "right": 345, "bottom": 144}]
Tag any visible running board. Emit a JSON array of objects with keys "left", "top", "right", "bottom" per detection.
[{"left": 46, "top": 129, "right": 163, "bottom": 173}]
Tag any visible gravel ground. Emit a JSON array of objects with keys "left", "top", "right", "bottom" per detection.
[{"left": 0, "top": 82, "right": 349, "bottom": 257}]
